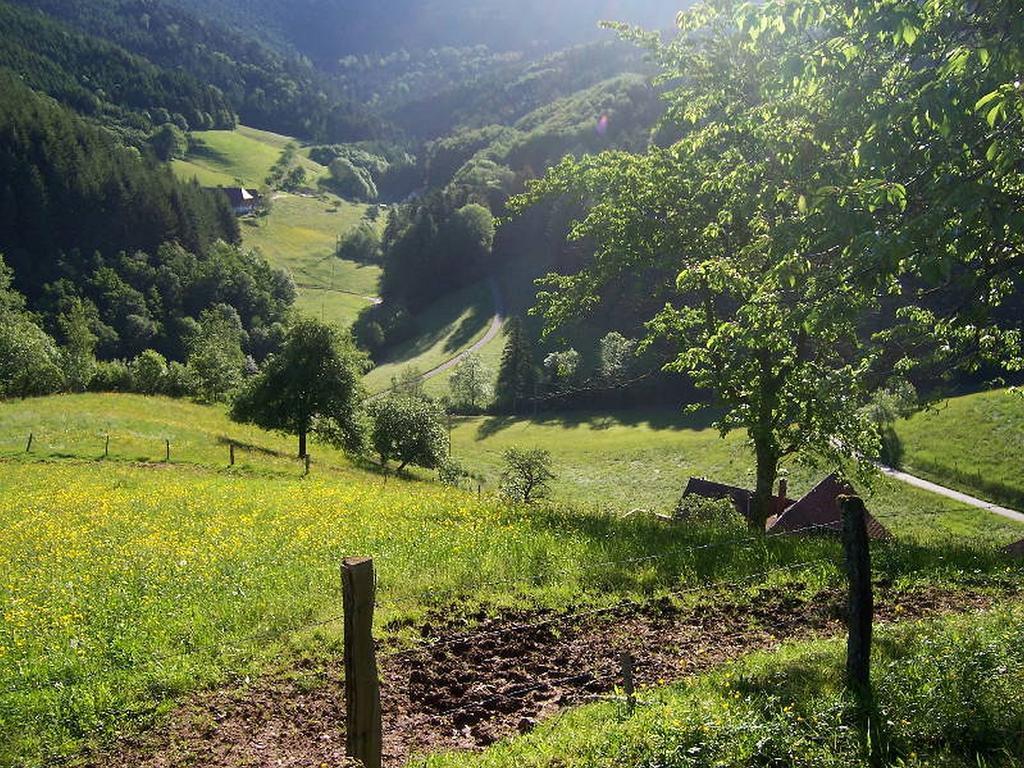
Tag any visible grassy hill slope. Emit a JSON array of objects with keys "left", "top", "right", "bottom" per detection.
[
  {"left": 896, "top": 388, "right": 1024, "bottom": 511},
  {"left": 2, "top": 394, "right": 1022, "bottom": 765},
  {"left": 173, "top": 125, "right": 328, "bottom": 188},
  {"left": 171, "top": 125, "right": 382, "bottom": 329}
]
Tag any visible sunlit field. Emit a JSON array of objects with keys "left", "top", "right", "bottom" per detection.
[{"left": 2, "top": 395, "right": 1022, "bottom": 766}]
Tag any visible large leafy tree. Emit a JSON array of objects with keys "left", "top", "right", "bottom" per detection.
[
  {"left": 513, "top": 0, "right": 1024, "bottom": 529},
  {"left": 231, "top": 319, "right": 368, "bottom": 457}
]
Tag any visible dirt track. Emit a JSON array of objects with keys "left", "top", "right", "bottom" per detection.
[{"left": 86, "top": 583, "right": 1018, "bottom": 768}]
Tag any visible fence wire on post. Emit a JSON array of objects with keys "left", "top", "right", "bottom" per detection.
[
  {"left": 342, "top": 557, "right": 382, "bottom": 768},
  {"left": 840, "top": 495, "right": 873, "bottom": 701}
]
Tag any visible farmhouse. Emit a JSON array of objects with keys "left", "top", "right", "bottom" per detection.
[
  {"left": 680, "top": 473, "right": 891, "bottom": 540},
  {"left": 215, "top": 186, "right": 260, "bottom": 215}
]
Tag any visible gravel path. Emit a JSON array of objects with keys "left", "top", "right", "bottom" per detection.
[{"left": 879, "top": 464, "right": 1024, "bottom": 525}]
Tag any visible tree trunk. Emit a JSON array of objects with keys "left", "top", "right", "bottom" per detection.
[
  {"left": 750, "top": 435, "right": 779, "bottom": 533},
  {"left": 298, "top": 430, "right": 307, "bottom": 459}
]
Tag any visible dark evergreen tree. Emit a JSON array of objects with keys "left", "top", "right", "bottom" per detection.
[{"left": 494, "top": 317, "right": 538, "bottom": 413}]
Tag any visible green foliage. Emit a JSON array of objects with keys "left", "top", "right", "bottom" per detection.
[
  {"left": 499, "top": 447, "right": 555, "bottom": 504},
  {"left": 8, "top": 0, "right": 380, "bottom": 143},
  {"left": 130, "top": 349, "right": 169, "bottom": 396},
  {"left": 326, "top": 157, "right": 379, "bottom": 202},
  {"left": 437, "top": 455, "right": 471, "bottom": 488},
  {"left": 495, "top": 318, "right": 538, "bottom": 413},
  {"left": 0, "top": 259, "right": 64, "bottom": 399},
  {"left": 0, "top": 0, "right": 236, "bottom": 140},
  {"left": 57, "top": 299, "right": 97, "bottom": 393},
  {"left": 368, "top": 394, "right": 447, "bottom": 472},
  {"left": 337, "top": 222, "right": 382, "bottom": 264},
  {"left": 449, "top": 353, "right": 493, "bottom": 412},
  {"left": 543, "top": 348, "right": 580, "bottom": 390},
  {"left": 148, "top": 123, "right": 189, "bottom": 161},
  {"left": 231, "top": 319, "right": 368, "bottom": 456},
  {"left": 597, "top": 332, "right": 635, "bottom": 386},
  {"left": 513, "top": 0, "right": 1024, "bottom": 528},
  {"left": 186, "top": 305, "right": 246, "bottom": 403}
]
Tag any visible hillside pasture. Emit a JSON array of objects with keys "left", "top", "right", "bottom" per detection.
[
  {"left": 2, "top": 395, "right": 1022, "bottom": 766},
  {"left": 896, "top": 388, "right": 1024, "bottom": 512},
  {"left": 172, "top": 125, "right": 328, "bottom": 189},
  {"left": 364, "top": 281, "right": 499, "bottom": 393}
]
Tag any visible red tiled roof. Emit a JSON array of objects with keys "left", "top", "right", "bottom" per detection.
[
  {"left": 682, "top": 477, "right": 796, "bottom": 525},
  {"left": 768, "top": 473, "right": 891, "bottom": 540}
]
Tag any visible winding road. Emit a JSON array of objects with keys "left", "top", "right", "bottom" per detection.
[
  {"left": 880, "top": 464, "right": 1024, "bottom": 525},
  {"left": 416, "top": 278, "right": 506, "bottom": 381}
]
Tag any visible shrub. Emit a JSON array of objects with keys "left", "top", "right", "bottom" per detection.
[
  {"left": 131, "top": 349, "right": 169, "bottom": 395},
  {"left": 88, "top": 360, "right": 132, "bottom": 392},
  {"left": 500, "top": 447, "right": 554, "bottom": 504}
]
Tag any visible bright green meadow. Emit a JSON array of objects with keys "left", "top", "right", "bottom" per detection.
[{"left": 1, "top": 393, "right": 1022, "bottom": 766}]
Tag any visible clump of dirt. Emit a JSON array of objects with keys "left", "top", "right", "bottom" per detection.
[{"left": 85, "top": 583, "right": 1018, "bottom": 768}]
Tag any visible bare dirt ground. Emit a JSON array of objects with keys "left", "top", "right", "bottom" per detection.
[{"left": 85, "top": 582, "right": 1020, "bottom": 768}]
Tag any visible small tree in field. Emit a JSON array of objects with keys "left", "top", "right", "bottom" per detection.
[
  {"left": 500, "top": 447, "right": 554, "bottom": 504},
  {"left": 231, "top": 319, "right": 367, "bottom": 458},
  {"left": 449, "top": 352, "right": 492, "bottom": 411},
  {"left": 368, "top": 394, "right": 447, "bottom": 472}
]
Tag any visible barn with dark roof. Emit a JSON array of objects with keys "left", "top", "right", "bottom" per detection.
[{"left": 680, "top": 473, "right": 891, "bottom": 540}]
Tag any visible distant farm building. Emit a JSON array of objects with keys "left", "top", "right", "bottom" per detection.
[
  {"left": 680, "top": 473, "right": 891, "bottom": 540},
  {"left": 214, "top": 186, "right": 259, "bottom": 215}
]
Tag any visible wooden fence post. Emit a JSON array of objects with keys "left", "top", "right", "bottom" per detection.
[
  {"left": 840, "top": 495, "right": 873, "bottom": 698},
  {"left": 229, "top": 443, "right": 235, "bottom": 466},
  {"left": 620, "top": 651, "right": 636, "bottom": 715},
  {"left": 104, "top": 434, "right": 110, "bottom": 459},
  {"left": 25, "top": 433, "right": 33, "bottom": 453},
  {"left": 165, "top": 439, "right": 171, "bottom": 463},
  {"left": 342, "top": 557, "right": 382, "bottom": 768}
]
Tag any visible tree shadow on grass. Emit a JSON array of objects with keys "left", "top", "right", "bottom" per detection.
[
  {"left": 188, "top": 139, "right": 232, "bottom": 169},
  {"left": 443, "top": 302, "right": 489, "bottom": 355},
  {"left": 473, "top": 407, "right": 723, "bottom": 440}
]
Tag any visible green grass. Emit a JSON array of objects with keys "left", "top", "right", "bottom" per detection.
[
  {"left": 240, "top": 193, "right": 382, "bottom": 329},
  {"left": 364, "top": 281, "right": 498, "bottom": 393},
  {"left": 896, "top": 388, "right": 1024, "bottom": 511},
  {"left": 2, "top": 394, "right": 1021, "bottom": 766},
  {"left": 172, "top": 125, "right": 327, "bottom": 189},
  {"left": 170, "top": 125, "right": 382, "bottom": 330},
  {"left": 449, "top": 409, "right": 1024, "bottom": 545},
  {"left": 418, "top": 605, "right": 1024, "bottom": 768}
]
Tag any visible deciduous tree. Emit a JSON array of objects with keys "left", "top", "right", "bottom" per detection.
[{"left": 231, "top": 319, "right": 368, "bottom": 458}]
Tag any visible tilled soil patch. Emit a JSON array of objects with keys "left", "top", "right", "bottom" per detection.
[{"left": 86, "top": 583, "right": 1019, "bottom": 768}]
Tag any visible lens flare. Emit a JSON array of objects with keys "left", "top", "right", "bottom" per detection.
[{"left": 596, "top": 113, "right": 610, "bottom": 136}]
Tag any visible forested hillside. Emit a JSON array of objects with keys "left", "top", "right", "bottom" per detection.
[
  {"left": 6, "top": 0, "right": 380, "bottom": 142},
  {"left": 0, "top": 74, "right": 293, "bottom": 362},
  {"left": 0, "top": 1, "right": 236, "bottom": 142}
]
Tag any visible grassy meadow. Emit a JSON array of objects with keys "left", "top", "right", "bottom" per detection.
[
  {"left": 240, "top": 193, "right": 383, "bottom": 329},
  {"left": 364, "top": 281, "right": 499, "bottom": 393},
  {"left": 173, "top": 125, "right": 328, "bottom": 189},
  {"left": 896, "top": 388, "right": 1024, "bottom": 511},
  {"left": 2, "top": 394, "right": 1023, "bottom": 765},
  {"left": 448, "top": 409, "right": 1024, "bottom": 546}
]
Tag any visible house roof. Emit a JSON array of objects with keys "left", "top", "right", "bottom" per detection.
[
  {"left": 220, "top": 187, "right": 255, "bottom": 206},
  {"left": 1004, "top": 539, "right": 1024, "bottom": 557},
  {"left": 768, "top": 473, "right": 891, "bottom": 540},
  {"left": 682, "top": 477, "right": 753, "bottom": 519}
]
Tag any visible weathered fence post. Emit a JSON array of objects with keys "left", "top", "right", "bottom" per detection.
[
  {"left": 840, "top": 495, "right": 873, "bottom": 698},
  {"left": 165, "top": 439, "right": 171, "bottom": 463},
  {"left": 229, "top": 443, "right": 235, "bottom": 466},
  {"left": 104, "top": 434, "right": 110, "bottom": 459},
  {"left": 342, "top": 557, "right": 382, "bottom": 768},
  {"left": 620, "top": 651, "right": 636, "bottom": 715},
  {"left": 25, "top": 433, "right": 33, "bottom": 453}
]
